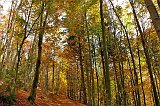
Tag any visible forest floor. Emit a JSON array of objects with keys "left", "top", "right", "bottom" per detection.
[{"left": 0, "top": 89, "right": 86, "bottom": 106}]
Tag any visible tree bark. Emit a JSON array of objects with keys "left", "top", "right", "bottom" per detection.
[
  {"left": 84, "top": 54, "right": 92, "bottom": 106},
  {"left": 28, "top": 2, "right": 48, "bottom": 103},
  {"left": 14, "top": 1, "right": 34, "bottom": 85},
  {"left": 78, "top": 35, "right": 87, "bottom": 104},
  {"left": 52, "top": 60, "right": 55, "bottom": 93},
  {"left": 84, "top": 3, "right": 95, "bottom": 104},
  {"left": 92, "top": 38, "right": 100, "bottom": 106},
  {"left": 157, "top": 0, "right": 160, "bottom": 8},
  {"left": 130, "top": 2, "right": 160, "bottom": 105},
  {"left": 109, "top": 1, "right": 141, "bottom": 105},
  {"left": 144, "top": 0, "right": 160, "bottom": 40},
  {"left": 99, "top": 0, "right": 111, "bottom": 105},
  {"left": 45, "top": 61, "right": 49, "bottom": 91}
]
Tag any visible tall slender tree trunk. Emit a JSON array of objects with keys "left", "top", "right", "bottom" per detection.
[
  {"left": 45, "top": 61, "right": 49, "bottom": 91},
  {"left": 137, "top": 39, "right": 146, "bottom": 106},
  {"left": 130, "top": 2, "right": 160, "bottom": 105},
  {"left": 113, "top": 58, "right": 121, "bottom": 106},
  {"left": 127, "top": 57, "right": 137, "bottom": 106},
  {"left": 157, "top": 0, "right": 160, "bottom": 8},
  {"left": 84, "top": 4, "right": 95, "bottom": 105},
  {"left": 99, "top": 0, "right": 111, "bottom": 105},
  {"left": 28, "top": 2, "right": 48, "bottom": 103},
  {"left": 14, "top": 1, "right": 34, "bottom": 86},
  {"left": 109, "top": 1, "right": 141, "bottom": 105},
  {"left": 1, "top": 0, "right": 16, "bottom": 79},
  {"left": 78, "top": 35, "right": 87, "bottom": 104},
  {"left": 56, "top": 63, "right": 60, "bottom": 95},
  {"left": 3, "top": 17, "right": 15, "bottom": 78},
  {"left": 52, "top": 59, "right": 55, "bottom": 93},
  {"left": 114, "top": 30, "right": 127, "bottom": 105},
  {"left": 84, "top": 54, "right": 92, "bottom": 106},
  {"left": 92, "top": 39, "right": 100, "bottom": 106},
  {"left": 144, "top": 0, "right": 160, "bottom": 40},
  {"left": 24, "top": 33, "right": 37, "bottom": 90}
]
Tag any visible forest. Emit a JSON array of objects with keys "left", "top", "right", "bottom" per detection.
[{"left": 0, "top": 0, "right": 160, "bottom": 106}]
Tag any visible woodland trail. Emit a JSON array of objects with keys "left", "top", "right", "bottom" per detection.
[{"left": 0, "top": 89, "right": 86, "bottom": 106}]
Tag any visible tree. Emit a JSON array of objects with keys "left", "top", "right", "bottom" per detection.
[
  {"left": 99, "top": 0, "right": 111, "bottom": 105},
  {"left": 130, "top": 1, "right": 160, "bottom": 105},
  {"left": 143, "top": 0, "right": 160, "bottom": 40},
  {"left": 1, "top": 0, "right": 160, "bottom": 106},
  {"left": 28, "top": 1, "right": 48, "bottom": 103}
]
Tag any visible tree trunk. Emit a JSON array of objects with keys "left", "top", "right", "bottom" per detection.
[
  {"left": 56, "top": 64, "right": 60, "bottom": 95},
  {"left": 130, "top": 2, "right": 160, "bottom": 105},
  {"left": 28, "top": 2, "right": 47, "bottom": 103},
  {"left": 99, "top": 0, "right": 111, "bottom": 105},
  {"left": 109, "top": 1, "right": 141, "bottom": 105},
  {"left": 84, "top": 4, "right": 95, "bottom": 104},
  {"left": 157, "top": 0, "right": 160, "bottom": 8},
  {"left": 144, "top": 0, "right": 160, "bottom": 40},
  {"left": 14, "top": 1, "right": 34, "bottom": 86},
  {"left": 92, "top": 39, "right": 100, "bottom": 106},
  {"left": 78, "top": 35, "right": 87, "bottom": 104},
  {"left": 84, "top": 54, "right": 92, "bottom": 106},
  {"left": 137, "top": 39, "right": 146, "bottom": 106},
  {"left": 45, "top": 61, "right": 49, "bottom": 91},
  {"left": 52, "top": 60, "right": 55, "bottom": 93},
  {"left": 24, "top": 33, "right": 37, "bottom": 90}
]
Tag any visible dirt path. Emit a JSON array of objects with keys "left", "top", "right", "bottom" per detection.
[{"left": 1, "top": 89, "right": 86, "bottom": 106}]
